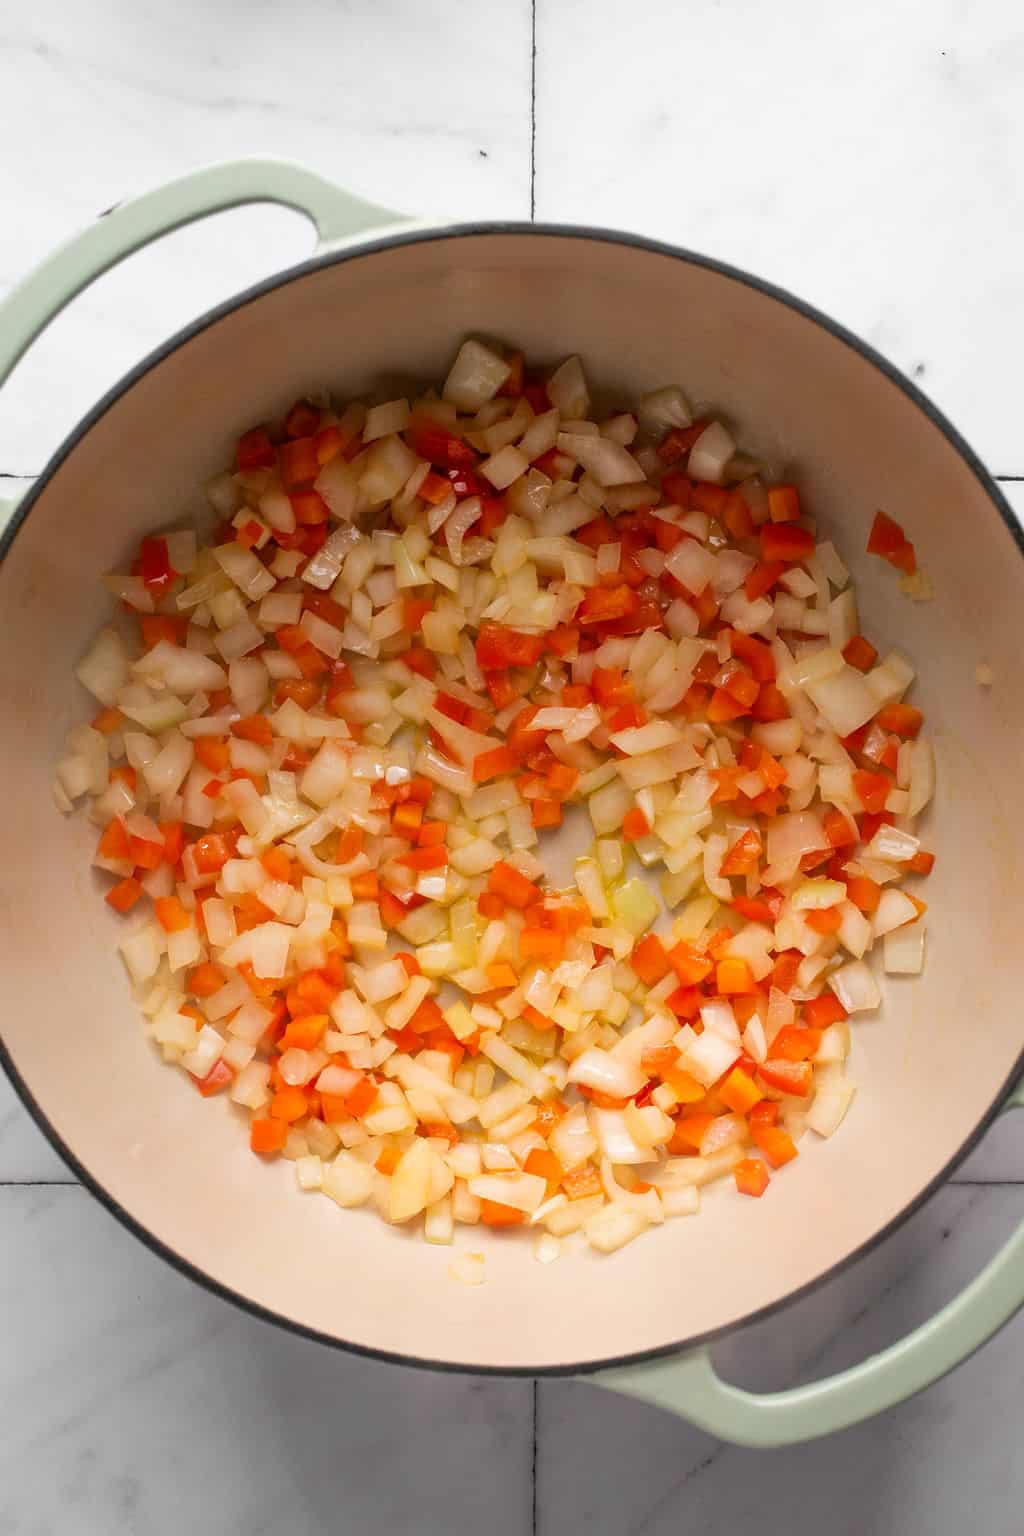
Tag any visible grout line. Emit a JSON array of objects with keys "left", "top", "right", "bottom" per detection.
[
  {"left": 947, "top": 1179, "right": 1024, "bottom": 1187},
  {"left": 531, "top": 1378, "right": 538, "bottom": 1535},
  {"left": 529, "top": 0, "right": 537, "bottom": 219},
  {"left": 0, "top": 1179, "right": 80, "bottom": 1188}
]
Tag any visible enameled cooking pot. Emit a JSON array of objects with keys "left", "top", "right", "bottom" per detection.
[{"left": 1, "top": 160, "right": 1022, "bottom": 1446}]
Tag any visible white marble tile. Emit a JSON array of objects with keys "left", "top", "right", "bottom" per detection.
[
  {"left": 539, "top": 1184, "right": 1024, "bottom": 1535},
  {"left": 0, "top": 0, "right": 532, "bottom": 472},
  {"left": 535, "top": 0, "right": 1024, "bottom": 474},
  {"left": 0, "top": 1185, "right": 534, "bottom": 1536},
  {"left": 0, "top": 1073, "right": 72, "bottom": 1183}
]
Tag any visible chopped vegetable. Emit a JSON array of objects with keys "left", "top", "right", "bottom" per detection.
[{"left": 60, "top": 338, "right": 934, "bottom": 1256}]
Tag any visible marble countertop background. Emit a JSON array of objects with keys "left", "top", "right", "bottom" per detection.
[{"left": 1, "top": 2, "right": 1022, "bottom": 1531}]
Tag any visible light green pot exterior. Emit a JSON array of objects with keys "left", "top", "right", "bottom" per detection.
[{"left": 0, "top": 157, "right": 1020, "bottom": 1447}]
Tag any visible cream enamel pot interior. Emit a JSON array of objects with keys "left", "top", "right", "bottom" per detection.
[{"left": 1, "top": 160, "right": 1023, "bottom": 1448}]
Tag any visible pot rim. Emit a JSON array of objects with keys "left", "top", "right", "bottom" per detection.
[{"left": 2, "top": 219, "right": 1021, "bottom": 1378}]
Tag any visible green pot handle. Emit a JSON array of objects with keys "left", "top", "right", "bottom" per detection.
[
  {"left": 0, "top": 157, "right": 406, "bottom": 394},
  {"left": 594, "top": 1080, "right": 1024, "bottom": 1446}
]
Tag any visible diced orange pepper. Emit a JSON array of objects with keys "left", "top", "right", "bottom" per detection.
[
  {"left": 805, "top": 906, "right": 842, "bottom": 935},
  {"left": 669, "top": 1114, "right": 716, "bottom": 1154},
  {"left": 193, "top": 833, "right": 232, "bottom": 874},
  {"left": 259, "top": 846, "right": 292, "bottom": 883},
  {"left": 663, "top": 1066, "right": 707, "bottom": 1103},
  {"left": 520, "top": 928, "right": 564, "bottom": 967},
  {"left": 561, "top": 1164, "right": 602, "bottom": 1200},
  {"left": 632, "top": 934, "right": 672, "bottom": 986},
  {"left": 488, "top": 860, "right": 541, "bottom": 909},
  {"left": 250, "top": 1118, "right": 288, "bottom": 1155},
  {"left": 525, "top": 1147, "right": 564, "bottom": 1195},
  {"left": 188, "top": 962, "right": 225, "bottom": 998},
  {"left": 667, "top": 940, "right": 713, "bottom": 986},
  {"left": 767, "top": 483, "right": 801, "bottom": 523},
  {"left": 533, "top": 1099, "right": 568, "bottom": 1136},
  {"left": 91, "top": 706, "right": 124, "bottom": 735},
  {"left": 350, "top": 871, "right": 379, "bottom": 902},
  {"left": 719, "top": 1068, "right": 762, "bottom": 1116},
  {"left": 398, "top": 844, "right": 448, "bottom": 871},
  {"left": 270, "top": 1086, "right": 309, "bottom": 1123},
  {"left": 758, "top": 1059, "right": 813, "bottom": 1097},
  {"left": 407, "top": 998, "right": 445, "bottom": 1036},
  {"left": 640, "top": 1044, "right": 680, "bottom": 1074},
  {"left": 320, "top": 1093, "right": 350, "bottom": 1124},
  {"left": 376, "top": 1145, "right": 402, "bottom": 1176},
  {"left": 154, "top": 896, "right": 191, "bottom": 933},
  {"left": 479, "top": 1199, "right": 526, "bottom": 1226},
  {"left": 98, "top": 817, "right": 131, "bottom": 861},
  {"left": 389, "top": 802, "right": 423, "bottom": 841},
  {"left": 752, "top": 1123, "right": 799, "bottom": 1168},
  {"left": 622, "top": 807, "right": 650, "bottom": 840},
  {"left": 280, "top": 1013, "right": 328, "bottom": 1050},
  {"left": 419, "top": 1120, "right": 460, "bottom": 1147},
  {"left": 344, "top": 1078, "right": 379, "bottom": 1118},
  {"left": 105, "top": 877, "right": 143, "bottom": 913},
  {"left": 485, "top": 963, "right": 519, "bottom": 990},
  {"left": 734, "top": 1158, "right": 770, "bottom": 1197},
  {"left": 716, "top": 957, "right": 757, "bottom": 995},
  {"left": 531, "top": 799, "right": 563, "bottom": 830}
]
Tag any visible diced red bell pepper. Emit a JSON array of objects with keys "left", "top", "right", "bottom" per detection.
[
  {"left": 760, "top": 524, "right": 815, "bottom": 563},
  {"left": 475, "top": 623, "right": 545, "bottom": 670},
  {"left": 407, "top": 419, "right": 478, "bottom": 469},
  {"left": 284, "top": 399, "right": 321, "bottom": 438},
  {"left": 842, "top": 635, "right": 878, "bottom": 672},
  {"left": 139, "top": 536, "right": 176, "bottom": 594},
  {"left": 278, "top": 436, "right": 320, "bottom": 488},
  {"left": 743, "top": 560, "right": 786, "bottom": 603},
  {"left": 867, "top": 510, "right": 917, "bottom": 574},
  {"left": 853, "top": 768, "right": 892, "bottom": 814},
  {"left": 235, "top": 427, "right": 276, "bottom": 471}
]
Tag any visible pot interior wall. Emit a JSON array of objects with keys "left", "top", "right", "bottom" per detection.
[{"left": 1, "top": 231, "right": 1020, "bottom": 1371}]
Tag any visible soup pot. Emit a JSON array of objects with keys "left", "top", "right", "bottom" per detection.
[{"left": 1, "top": 159, "right": 1022, "bottom": 1448}]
